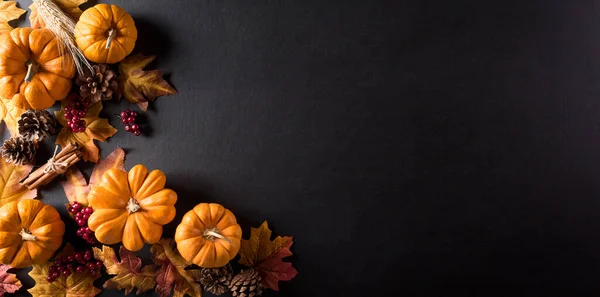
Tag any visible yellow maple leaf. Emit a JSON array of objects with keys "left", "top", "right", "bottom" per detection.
[
  {"left": 0, "top": 97, "right": 26, "bottom": 137},
  {"left": 0, "top": 157, "right": 36, "bottom": 208},
  {"left": 28, "top": 244, "right": 101, "bottom": 297},
  {"left": 29, "top": 0, "right": 87, "bottom": 28},
  {"left": 119, "top": 54, "right": 178, "bottom": 111},
  {"left": 0, "top": 1, "right": 25, "bottom": 34},
  {"left": 93, "top": 245, "right": 156, "bottom": 295},
  {"left": 55, "top": 97, "right": 117, "bottom": 163}
]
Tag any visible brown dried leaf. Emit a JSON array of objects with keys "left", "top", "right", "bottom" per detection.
[
  {"left": 119, "top": 54, "right": 178, "bottom": 111},
  {"left": 0, "top": 158, "right": 36, "bottom": 208},
  {"left": 29, "top": 0, "right": 87, "bottom": 28},
  {"left": 151, "top": 239, "right": 201, "bottom": 297},
  {"left": 55, "top": 97, "right": 117, "bottom": 163},
  {"left": 0, "top": 1, "right": 25, "bottom": 34},
  {"left": 61, "top": 147, "right": 125, "bottom": 205},
  {"left": 93, "top": 246, "right": 156, "bottom": 295},
  {"left": 0, "top": 264, "right": 21, "bottom": 295}
]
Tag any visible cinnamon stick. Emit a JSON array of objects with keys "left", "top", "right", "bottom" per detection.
[{"left": 21, "top": 145, "right": 82, "bottom": 190}]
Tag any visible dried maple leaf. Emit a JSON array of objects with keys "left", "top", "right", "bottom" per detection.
[
  {"left": 93, "top": 245, "right": 156, "bottom": 295},
  {"left": 151, "top": 239, "right": 202, "bottom": 297},
  {"left": 0, "top": 264, "right": 21, "bottom": 295},
  {"left": 0, "top": 157, "right": 36, "bottom": 208},
  {"left": 61, "top": 147, "right": 125, "bottom": 205},
  {"left": 0, "top": 1, "right": 25, "bottom": 34},
  {"left": 0, "top": 97, "right": 26, "bottom": 137},
  {"left": 119, "top": 54, "right": 177, "bottom": 111},
  {"left": 55, "top": 97, "right": 117, "bottom": 163},
  {"left": 28, "top": 243, "right": 101, "bottom": 297},
  {"left": 239, "top": 221, "right": 298, "bottom": 291},
  {"left": 29, "top": 0, "right": 87, "bottom": 28}
]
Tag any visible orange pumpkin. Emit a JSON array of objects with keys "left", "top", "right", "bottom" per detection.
[
  {"left": 0, "top": 28, "right": 76, "bottom": 110},
  {"left": 175, "top": 203, "right": 242, "bottom": 268},
  {"left": 87, "top": 165, "right": 177, "bottom": 251},
  {"left": 74, "top": 4, "right": 137, "bottom": 64},
  {"left": 0, "top": 200, "right": 65, "bottom": 268}
]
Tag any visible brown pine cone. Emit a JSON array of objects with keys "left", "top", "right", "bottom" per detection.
[
  {"left": 76, "top": 64, "right": 118, "bottom": 103},
  {"left": 229, "top": 269, "right": 263, "bottom": 297},
  {"left": 1, "top": 136, "right": 36, "bottom": 165},
  {"left": 199, "top": 264, "right": 233, "bottom": 295},
  {"left": 18, "top": 110, "right": 57, "bottom": 142}
]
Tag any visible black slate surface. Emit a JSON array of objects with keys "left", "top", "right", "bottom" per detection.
[{"left": 8, "top": 0, "right": 600, "bottom": 296}]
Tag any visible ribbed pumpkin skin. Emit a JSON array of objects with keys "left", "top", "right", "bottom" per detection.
[
  {"left": 74, "top": 4, "right": 137, "bottom": 64},
  {"left": 0, "top": 200, "right": 65, "bottom": 268},
  {"left": 87, "top": 165, "right": 177, "bottom": 251},
  {"left": 175, "top": 203, "right": 242, "bottom": 268},
  {"left": 0, "top": 28, "right": 76, "bottom": 110}
]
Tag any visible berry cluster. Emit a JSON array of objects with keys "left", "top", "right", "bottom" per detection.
[
  {"left": 46, "top": 249, "right": 102, "bottom": 282},
  {"left": 67, "top": 202, "right": 98, "bottom": 245},
  {"left": 63, "top": 95, "right": 89, "bottom": 133},
  {"left": 120, "top": 109, "right": 141, "bottom": 136}
]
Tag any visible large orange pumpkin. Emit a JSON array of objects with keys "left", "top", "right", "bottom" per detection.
[
  {"left": 175, "top": 203, "right": 242, "bottom": 268},
  {"left": 74, "top": 4, "right": 137, "bottom": 64},
  {"left": 0, "top": 28, "right": 76, "bottom": 110},
  {"left": 87, "top": 165, "right": 177, "bottom": 251},
  {"left": 0, "top": 200, "right": 65, "bottom": 268}
]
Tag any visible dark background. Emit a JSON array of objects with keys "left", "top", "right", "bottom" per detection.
[{"left": 6, "top": 0, "right": 600, "bottom": 296}]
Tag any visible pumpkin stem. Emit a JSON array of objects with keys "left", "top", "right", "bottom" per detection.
[
  {"left": 106, "top": 28, "right": 116, "bottom": 49},
  {"left": 203, "top": 228, "right": 231, "bottom": 243},
  {"left": 24, "top": 61, "right": 39, "bottom": 83},
  {"left": 19, "top": 229, "right": 36, "bottom": 241},
  {"left": 126, "top": 197, "right": 141, "bottom": 213}
]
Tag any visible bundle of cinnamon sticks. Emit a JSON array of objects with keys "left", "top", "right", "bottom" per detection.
[{"left": 21, "top": 143, "right": 81, "bottom": 190}]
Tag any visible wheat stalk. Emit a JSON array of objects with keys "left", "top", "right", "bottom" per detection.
[{"left": 32, "top": 0, "right": 92, "bottom": 75}]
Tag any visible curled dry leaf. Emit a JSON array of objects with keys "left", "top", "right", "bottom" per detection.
[
  {"left": 93, "top": 245, "right": 156, "bottom": 295},
  {"left": 29, "top": 0, "right": 87, "bottom": 28},
  {"left": 151, "top": 239, "right": 202, "bottom": 297},
  {"left": 55, "top": 97, "right": 117, "bottom": 163},
  {"left": 239, "top": 221, "right": 298, "bottom": 291},
  {"left": 0, "top": 158, "right": 36, "bottom": 208},
  {"left": 61, "top": 147, "right": 125, "bottom": 205},
  {"left": 119, "top": 54, "right": 178, "bottom": 111},
  {"left": 0, "top": 264, "right": 21, "bottom": 296},
  {"left": 0, "top": 1, "right": 25, "bottom": 34},
  {"left": 0, "top": 97, "right": 26, "bottom": 137},
  {"left": 28, "top": 243, "right": 101, "bottom": 297}
]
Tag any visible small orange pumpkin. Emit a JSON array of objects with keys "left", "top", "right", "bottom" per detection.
[
  {"left": 0, "top": 28, "right": 76, "bottom": 110},
  {"left": 74, "top": 4, "right": 137, "bottom": 64},
  {"left": 175, "top": 203, "right": 242, "bottom": 268},
  {"left": 0, "top": 200, "right": 65, "bottom": 268},
  {"left": 87, "top": 165, "right": 177, "bottom": 251}
]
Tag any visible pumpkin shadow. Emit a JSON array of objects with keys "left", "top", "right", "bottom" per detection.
[{"left": 132, "top": 18, "right": 172, "bottom": 59}]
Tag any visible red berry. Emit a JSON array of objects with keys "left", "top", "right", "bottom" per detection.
[
  {"left": 66, "top": 263, "right": 73, "bottom": 270},
  {"left": 131, "top": 124, "right": 139, "bottom": 131},
  {"left": 64, "top": 106, "right": 72, "bottom": 112},
  {"left": 82, "top": 234, "right": 90, "bottom": 240},
  {"left": 130, "top": 111, "right": 137, "bottom": 117},
  {"left": 95, "top": 260, "right": 103, "bottom": 268},
  {"left": 67, "top": 255, "right": 74, "bottom": 262},
  {"left": 48, "top": 265, "right": 57, "bottom": 273},
  {"left": 78, "top": 110, "right": 86, "bottom": 117},
  {"left": 74, "top": 253, "right": 82, "bottom": 261},
  {"left": 84, "top": 253, "right": 92, "bottom": 261},
  {"left": 90, "top": 270, "right": 97, "bottom": 276},
  {"left": 51, "top": 271, "right": 59, "bottom": 279},
  {"left": 84, "top": 207, "right": 93, "bottom": 214},
  {"left": 62, "top": 269, "right": 71, "bottom": 277},
  {"left": 46, "top": 276, "right": 54, "bottom": 282},
  {"left": 54, "top": 258, "right": 62, "bottom": 266},
  {"left": 124, "top": 109, "right": 131, "bottom": 113},
  {"left": 134, "top": 130, "right": 141, "bottom": 136},
  {"left": 86, "top": 262, "right": 95, "bottom": 270},
  {"left": 76, "top": 219, "right": 85, "bottom": 226},
  {"left": 127, "top": 116, "right": 136, "bottom": 123},
  {"left": 120, "top": 111, "right": 128, "bottom": 118},
  {"left": 56, "top": 266, "right": 64, "bottom": 273},
  {"left": 82, "top": 213, "right": 90, "bottom": 220},
  {"left": 65, "top": 113, "right": 73, "bottom": 120},
  {"left": 124, "top": 125, "right": 131, "bottom": 132},
  {"left": 76, "top": 265, "right": 85, "bottom": 273},
  {"left": 70, "top": 109, "right": 79, "bottom": 115}
]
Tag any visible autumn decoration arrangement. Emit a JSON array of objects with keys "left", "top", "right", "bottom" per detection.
[{"left": 0, "top": 1, "right": 297, "bottom": 296}]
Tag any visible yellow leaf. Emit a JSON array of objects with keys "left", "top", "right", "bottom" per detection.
[
  {"left": 93, "top": 246, "right": 156, "bottom": 295},
  {"left": 28, "top": 243, "right": 101, "bottom": 297},
  {"left": 61, "top": 147, "right": 125, "bottom": 205},
  {"left": 0, "top": 97, "right": 25, "bottom": 137},
  {"left": 0, "top": 158, "right": 36, "bottom": 208},
  {"left": 0, "top": 1, "right": 25, "bottom": 34},
  {"left": 55, "top": 98, "right": 117, "bottom": 163},
  {"left": 29, "top": 0, "right": 87, "bottom": 28},
  {"left": 119, "top": 54, "right": 178, "bottom": 111}
]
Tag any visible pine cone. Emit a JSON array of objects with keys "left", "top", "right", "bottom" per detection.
[
  {"left": 199, "top": 264, "right": 232, "bottom": 295},
  {"left": 229, "top": 269, "right": 263, "bottom": 297},
  {"left": 1, "top": 136, "right": 36, "bottom": 165},
  {"left": 76, "top": 64, "right": 118, "bottom": 103},
  {"left": 18, "top": 110, "right": 57, "bottom": 142}
]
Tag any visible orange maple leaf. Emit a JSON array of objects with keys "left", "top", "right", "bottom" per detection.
[
  {"left": 119, "top": 54, "right": 178, "bottom": 111},
  {"left": 151, "top": 239, "right": 202, "bottom": 297},
  {"left": 0, "top": 98, "right": 26, "bottom": 137},
  {"left": 238, "top": 221, "right": 298, "bottom": 291},
  {"left": 55, "top": 97, "right": 117, "bottom": 163},
  {"left": 29, "top": 0, "right": 87, "bottom": 28},
  {"left": 28, "top": 244, "right": 101, "bottom": 297},
  {"left": 61, "top": 147, "right": 125, "bottom": 205},
  {"left": 0, "top": 158, "right": 36, "bottom": 208},
  {"left": 0, "top": 1, "right": 25, "bottom": 34},
  {"left": 93, "top": 245, "right": 156, "bottom": 295},
  {"left": 0, "top": 264, "right": 21, "bottom": 295}
]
